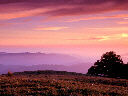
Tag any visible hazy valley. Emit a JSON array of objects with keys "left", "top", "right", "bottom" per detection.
[{"left": 0, "top": 52, "right": 91, "bottom": 74}]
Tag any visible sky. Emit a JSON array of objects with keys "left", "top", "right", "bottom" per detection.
[{"left": 0, "top": 0, "right": 128, "bottom": 61}]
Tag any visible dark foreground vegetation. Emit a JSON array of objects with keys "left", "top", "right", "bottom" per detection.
[
  {"left": 87, "top": 51, "right": 128, "bottom": 79},
  {"left": 0, "top": 70, "right": 128, "bottom": 96}
]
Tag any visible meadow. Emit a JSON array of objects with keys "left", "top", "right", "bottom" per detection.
[{"left": 0, "top": 71, "right": 128, "bottom": 96}]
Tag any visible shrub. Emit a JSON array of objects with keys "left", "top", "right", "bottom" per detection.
[{"left": 7, "top": 71, "right": 13, "bottom": 77}]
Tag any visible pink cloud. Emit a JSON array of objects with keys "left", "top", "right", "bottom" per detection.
[
  {"left": 0, "top": 22, "right": 18, "bottom": 26},
  {"left": 35, "top": 27, "right": 69, "bottom": 31},
  {"left": 66, "top": 14, "right": 128, "bottom": 22},
  {"left": 0, "top": 8, "right": 50, "bottom": 20},
  {"left": 65, "top": 39, "right": 87, "bottom": 41},
  {"left": 65, "top": 36, "right": 108, "bottom": 41},
  {"left": 0, "top": 0, "right": 128, "bottom": 20}
]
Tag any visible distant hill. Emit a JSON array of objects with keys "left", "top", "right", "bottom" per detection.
[
  {"left": 0, "top": 52, "right": 91, "bottom": 74},
  {"left": 0, "top": 63, "right": 91, "bottom": 74},
  {"left": 0, "top": 52, "right": 81, "bottom": 66}
]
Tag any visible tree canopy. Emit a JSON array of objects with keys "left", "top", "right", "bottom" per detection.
[{"left": 87, "top": 51, "right": 126, "bottom": 78}]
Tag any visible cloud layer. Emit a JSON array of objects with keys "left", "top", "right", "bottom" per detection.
[
  {"left": 66, "top": 14, "right": 128, "bottom": 22},
  {"left": 0, "top": 0, "right": 128, "bottom": 20},
  {"left": 65, "top": 33, "right": 128, "bottom": 42},
  {"left": 35, "top": 27, "right": 68, "bottom": 31}
]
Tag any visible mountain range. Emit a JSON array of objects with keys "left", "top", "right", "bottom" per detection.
[
  {"left": 0, "top": 52, "right": 91, "bottom": 74},
  {"left": 0, "top": 52, "right": 80, "bottom": 65}
]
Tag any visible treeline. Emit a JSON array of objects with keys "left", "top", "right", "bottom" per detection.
[
  {"left": 13, "top": 70, "right": 84, "bottom": 76},
  {"left": 87, "top": 51, "right": 128, "bottom": 79}
]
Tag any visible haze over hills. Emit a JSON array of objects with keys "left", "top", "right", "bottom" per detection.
[
  {"left": 0, "top": 63, "right": 91, "bottom": 74},
  {"left": 0, "top": 52, "right": 92, "bottom": 74},
  {"left": 0, "top": 52, "right": 81, "bottom": 66}
]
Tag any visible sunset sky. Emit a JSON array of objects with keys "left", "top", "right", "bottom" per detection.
[{"left": 0, "top": 0, "right": 128, "bottom": 60}]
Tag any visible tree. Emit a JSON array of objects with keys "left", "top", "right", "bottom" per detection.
[{"left": 87, "top": 51, "right": 123, "bottom": 78}]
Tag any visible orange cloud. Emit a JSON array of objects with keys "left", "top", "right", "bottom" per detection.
[
  {"left": 97, "top": 33, "right": 128, "bottom": 40},
  {"left": 117, "top": 21, "right": 128, "bottom": 24},
  {"left": 88, "top": 27, "right": 128, "bottom": 32},
  {"left": 65, "top": 33, "right": 128, "bottom": 42}
]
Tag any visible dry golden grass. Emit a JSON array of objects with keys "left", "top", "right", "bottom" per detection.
[{"left": 0, "top": 73, "right": 128, "bottom": 96}]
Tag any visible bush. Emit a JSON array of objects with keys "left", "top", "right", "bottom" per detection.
[{"left": 7, "top": 71, "right": 13, "bottom": 77}]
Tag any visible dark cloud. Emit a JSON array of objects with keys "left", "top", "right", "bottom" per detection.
[
  {"left": 0, "top": 0, "right": 128, "bottom": 19},
  {"left": 0, "top": 0, "right": 126, "bottom": 5}
]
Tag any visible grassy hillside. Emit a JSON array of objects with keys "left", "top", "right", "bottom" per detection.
[{"left": 0, "top": 70, "right": 128, "bottom": 96}]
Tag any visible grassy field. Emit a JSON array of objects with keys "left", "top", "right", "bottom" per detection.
[{"left": 0, "top": 71, "right": 128, "bottom": 96}]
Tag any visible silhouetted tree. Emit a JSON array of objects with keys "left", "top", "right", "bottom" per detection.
[
  {"left": 87, "top": 51, "right": 124, "bottom": 78},
  {"left": 121, "top": 64, "right": 128, "bottom": 79}
]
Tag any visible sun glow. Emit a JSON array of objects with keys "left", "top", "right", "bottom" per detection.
[{"left": 122, "top": 33, "right": 128, "bottom": 38}]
